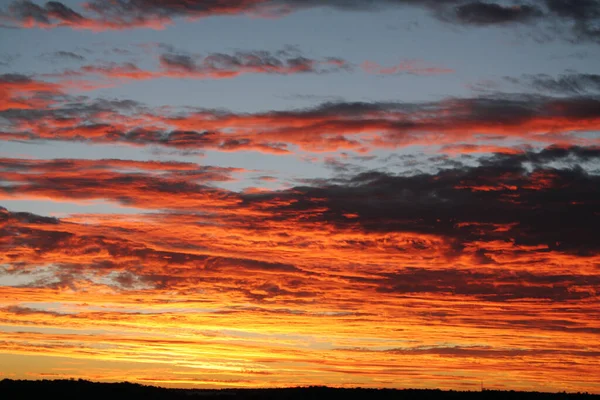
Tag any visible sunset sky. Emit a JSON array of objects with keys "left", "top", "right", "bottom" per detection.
[{"left": 1, "top": 0, "right": 599, "bottom": 393}]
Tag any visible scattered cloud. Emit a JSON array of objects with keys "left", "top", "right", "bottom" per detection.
[
  {"left": 37, "top": 50, "right": 351, "bottom": 90},
  {"left": 0, "top": 73, "right": 63, "bottom": 111},
  {"left": 2, "top": 0, "right": 600, "bottom": 43},
  {"left": 2, "top": 90, "right": 599, "bottom": 153}
]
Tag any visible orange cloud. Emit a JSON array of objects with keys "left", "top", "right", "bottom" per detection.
[
  {"left": 9, "top": 97, "right": 600, "bottom": 156},
  {"left": 4, "top": 77, "right": 599, "bottom": 155},
  {"left": 0, "top": 74, "right": 63, "bottom": 111},
  {"left": 1, "top": 186, "right": 599, "bottom": 391}
]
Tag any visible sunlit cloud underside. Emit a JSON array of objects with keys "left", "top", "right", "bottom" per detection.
[{"left": 0, "top": 0, "right": 599, "bottom": 393}]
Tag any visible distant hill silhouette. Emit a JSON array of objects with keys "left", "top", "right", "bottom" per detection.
[{"left": 1, "top": 379, "right": 598, "bottom": 400}]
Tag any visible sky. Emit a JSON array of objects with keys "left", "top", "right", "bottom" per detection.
[{"left": 0, "top": 0, "right": 599, "bottom": 393}]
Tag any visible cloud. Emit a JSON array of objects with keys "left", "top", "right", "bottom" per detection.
[
  {"left": 545, "top": 0, "right": 600, "bottom": 19},
  {"left": 449, "top": 2, "right": 542, "bottom": 25},
  {"left": 38, "top": 50, "right": 351, "bottom": 90},
  {"left": 376, "top": 267, "right": 599, "bottom": 301},
  {"left": 3, "top": 90, "right": 599, "bottom": 154},
  {"left": 2, "top": 147, "right": 599, "bottom": 258},
  {"left": 2, "top": 305, "right": 63, "bottom": 316},
  {"left": 1, "top": 148, "right": 599, "bottom": 390},
  {"left": 0, "top": 158, "right": 245, "bottom": 210},
  {"left": 1, "top": 1, "right": 599, "bottom": 391},
  {"left": 346, "top": 344, "right": 600, "bottom": 360},
  {"left": 0, "top": 147, "right": 598, "bottom": 355},
  {"left": 0, "top": 54, "right": 19, "bottom": 67},
  {"left": 509, "top": 73, "right": 600, "bottom": 95},
  {"left": 242, "top": 147, "right": 600, "bottom": 256},
  {"left": 0, "top": 0, "right": 163, "bottom": 30},
  {"left": 158, "top": 51, "right": 345, "bottom": 77},
  {"left": 439, "top": 144, "right": 524, "bottom": 154},
  {"left": 40, "top": 50, "right": 86, "bottom": 62},
  {"left": 2, "top": 0, "right": 599, "bottom": 43},
  {"left": 0, "top": 151, "right": 598, "bottom": 313},
  {"left": 0, "top": 73, "right": 63, "bottom": 110},
  {"left": 544, "top": 0, "right": 600, "bottom": 41},
  {"left": 4, "top": 0, "right": 85, "bottom": 26},
  {"left": 361, "top": 60, "right": 454, "bottom": 76}
]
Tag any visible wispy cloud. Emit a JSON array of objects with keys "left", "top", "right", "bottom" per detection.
[
  {"left": 2, "top": 89, "right": 599, "bottom": 153},
  {"left": 40, "top": 50, "right": 352, "bottom": 89},
  {"left": 361, "top": 60, "right": 454, "bottom": 76},
  {"left": 2, "top": 0, "right": 600, "bottom": 43}
]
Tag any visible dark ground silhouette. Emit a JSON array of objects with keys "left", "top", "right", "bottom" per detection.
[{"left": 1, "top": 379, "right": 598, "bottom": 400}]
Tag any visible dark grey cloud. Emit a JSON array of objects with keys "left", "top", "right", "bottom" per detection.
[
  {"left": 45, "top": 1, "right": 85, "bottom": 21},
  {"left": 0, "top": 72, "right": 33, "bottom": 84},
  {"left": 544, "top": 0, "right": 600, "bottom": 41},
  {"left": 509, "top": 73, "right": 600, "bottom": 95},
  {"left": 159, "top": 50, "right": 350, "bottom": 75},
  {"left": 4, "top": 0, "right": 85, "bottom": 25},
  {"left": 0, "top": 205, "right": 59, "bottom": 225},
  {"left": 159, "top": 53, "right": 196, "bottom": 71},
  {"left": 451, "top": 2, "right": 542, "bottom": 25},
  {"left": 240, "top": 146, "right": 600, "bottom": 256},
  {"left": 44, "top": 50, "right": 86, "bottom": 62},
  {"left": 6, "top": 0, "right": 51, "bottom": 24},
  {"left": 376, "top": 267, "right": 600, "bottom": 301},
  {"left": 545, "top": 0, "right": 600, "bottom": 20}
]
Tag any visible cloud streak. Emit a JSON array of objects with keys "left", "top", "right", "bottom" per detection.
[
  {"left": 42, "top": 50, "right": 352, "bottom": 88},
  {"left": 2, "top": 0, "right": 600, "bottom": 43},
  {"left": 2, "top": 90, "right": 599, "bottom": 154}
]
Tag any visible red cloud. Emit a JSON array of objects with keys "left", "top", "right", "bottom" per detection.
[{"left": 0, "top": 74, "right": 63, "bottom": 111}]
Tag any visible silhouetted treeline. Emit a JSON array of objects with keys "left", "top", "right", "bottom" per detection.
[{"left": 1, "top": 379, "right": 598, "bottom": 400}]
